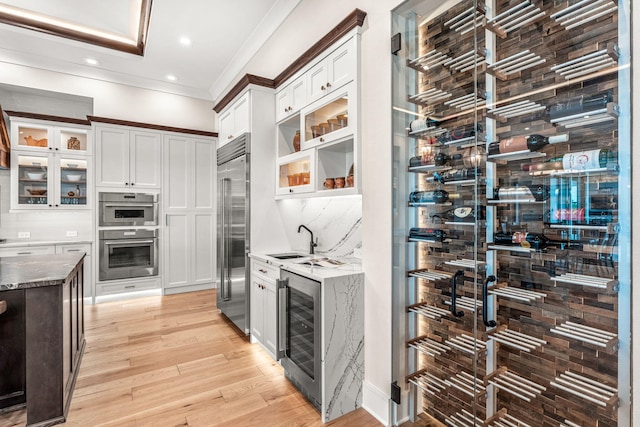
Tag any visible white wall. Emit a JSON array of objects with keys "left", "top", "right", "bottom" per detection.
[
  {"left": 0, "top": 62, "right": 215, "bottom": 131},
  {"left": 219, "top": 1, "right": 402, "bottom": 424}
]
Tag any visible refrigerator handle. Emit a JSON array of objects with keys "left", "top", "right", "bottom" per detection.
[
  {"left": 276, "top": 277, "right": 289, "bottom": 359},
  {"left": 223, "top": 177, "right": 232, "bottom": 301},
  {"left": 219, "top": 178, "right": 228, "bottom": 301}
]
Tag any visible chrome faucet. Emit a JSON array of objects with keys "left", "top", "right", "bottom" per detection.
[{"left": 297, "top": 224, "right": 318, "bottom": 255}]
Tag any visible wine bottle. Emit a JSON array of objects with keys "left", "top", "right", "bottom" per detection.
[
  {"left": 409, "top": 117, "right": 440, "bottom": 133},
  {"left": 492, "top": 185, "right": 549, "bottom": 201},
  {"left": 549, "top": 91, "right": 613, "bottom": 120},
  {"left": 549, "top": 208, "right": 614, "bottom": 225},
  {"left": 428, "top": 168, "right": 480, "bottom": 183},
  {"left": 494, "top": 231, "right": 553, "bottom": 250},
  {"left": 488, "top": 134, "right": 568, "bottom": 156},
  {"left": 409, "top": 190, "right": 461, "bottom": 204},
  {"left": 409, "top": 228, "right": 448, "bottom": 242},
  {"left": 522, "top": 149, "right": 617, "bottom": 172},
  {"left": 409, "top": 151, "right": 462, "bottom": 167},
  {"left": 431, "top": 206, "right": 485, "bottom": 222}
]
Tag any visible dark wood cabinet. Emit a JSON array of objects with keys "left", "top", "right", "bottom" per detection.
[{"left": 0, "top": 290, "right": 26, "bottom": 411}]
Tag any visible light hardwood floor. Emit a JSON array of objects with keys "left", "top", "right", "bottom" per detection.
[{"left": 0, "top": 289, "right": 381, "bottom": 427}]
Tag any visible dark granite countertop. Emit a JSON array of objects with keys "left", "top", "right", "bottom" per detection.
[{"left": 0, "top": 253, "right": 85, "bottom": 291}]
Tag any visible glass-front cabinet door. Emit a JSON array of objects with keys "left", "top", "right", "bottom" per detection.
[
  {"left": 276, "top": 150, "right": 315, "bottom": 197},
  {"left": 17, "top": 153, "right": 50, "bottom": 206},
  {"left": 392, "top": 1, "right": 631, "bottom": 426},
  {"left": 58, "top": 157, "right": 88, "bottom": 207}
]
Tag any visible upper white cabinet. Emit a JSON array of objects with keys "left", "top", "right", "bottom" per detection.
[
  {"left": 9, "top": 117, "right": 92, "bottom": 210},
  {"left": 163, "top": 133, "right": 215, "bottom": 294},
  {"left": 307, "top": 39, "right": 356, "bottom": 104},
  {"left": 218, "top": 92, "right": 250, "bottom": 145},
  {"left": 274, "top": 30, "right": 360, "bottom": 199},
  {"left": 95, "top": 125, "right": 162, "bottom": 189},
  {"left": 275, "top": 74, "right": 307, "bottom": 123}
]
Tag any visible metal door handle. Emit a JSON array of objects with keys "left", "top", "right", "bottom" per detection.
[
  {"left": 276, "top": 278, "right": 289, "bottom": 359},
  {"left": 482, "top": 275, "right": 497, "bottom": 327},
  {"left": 450, "top": 270, "right": 464, "bottom": 318}
]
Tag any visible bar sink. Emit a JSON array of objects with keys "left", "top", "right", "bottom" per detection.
[{"left": 267, "top": 253, "right": 308, "bottom": 260}]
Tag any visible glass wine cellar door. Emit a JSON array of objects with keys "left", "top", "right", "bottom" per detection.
[{"left": 391, "top": 0, "right": 631, "bottom": 426}]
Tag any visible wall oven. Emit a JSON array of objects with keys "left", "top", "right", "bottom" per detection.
[
  {"left": 98, "top": 192, "right": 158, "bottom": 226},
  {"left": 99, "top": 229, "right": 158, "bottom": 281},
  {"left": 277, "top": 269, "right": 321, "bottom": 410}
]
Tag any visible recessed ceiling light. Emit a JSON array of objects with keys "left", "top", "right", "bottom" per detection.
[
  {"left": 166, "top": 75, "right": 178, "bottom": 81},
  {"left": 179, "top": 36, "right": 192, "bottom": 46},
  {"left": 85, "top": 58, "right": 100, "bottom": 66}
]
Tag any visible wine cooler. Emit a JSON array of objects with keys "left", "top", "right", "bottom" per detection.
[{"left": 391, "top": 0, "right": 631, "bottom": 426}]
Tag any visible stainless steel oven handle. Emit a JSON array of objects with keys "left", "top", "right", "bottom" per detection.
[
  {"left": 103, "top": 239, "right": 155, "bottom": 246},
  {"left": 102, "top": 203, "right": 155, "bottom": 208},
  {"left": 276, "top": 277, "right": 289, "bottom": 359}
]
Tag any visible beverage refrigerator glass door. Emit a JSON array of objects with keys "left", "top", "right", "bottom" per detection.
[
  {"left": 98, "top": 192, "right": 158, "bottom": 226},
  {"left": 277, "top": 269, "right": 321, "bottom": 410}
]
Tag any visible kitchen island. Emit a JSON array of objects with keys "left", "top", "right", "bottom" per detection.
[{"left": 0, "top": 253, "right": 85, "bottom": 427}]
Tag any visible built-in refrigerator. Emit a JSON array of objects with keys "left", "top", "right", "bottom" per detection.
[{"left": 216, "top": 133, "right": 250, "bottom": 334}]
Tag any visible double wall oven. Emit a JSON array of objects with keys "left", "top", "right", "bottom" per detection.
[{"left": 98, "top": 192, "right": 159, "bottom": 281}]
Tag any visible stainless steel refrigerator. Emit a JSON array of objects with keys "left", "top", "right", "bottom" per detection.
[{"left": 216, "top": 133, "right": 250, "bottom": 334}]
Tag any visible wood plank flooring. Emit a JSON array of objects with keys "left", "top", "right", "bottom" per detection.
[{"left": 0, "top": 289, "right": 381, "bottom": 427}]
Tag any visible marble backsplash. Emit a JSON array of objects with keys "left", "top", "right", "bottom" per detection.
[{"left": 277, "top": 195, "right": 362, "bottom": 257}]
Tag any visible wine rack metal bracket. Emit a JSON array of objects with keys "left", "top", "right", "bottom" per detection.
[
  {"left": 487, "top": 149, "right": 546, "bottom": 163},
  {"left": 408, "top": 269, "right": 452, "bottom": 282},
  {"left": 407, "top": 302, "right": 450, "bottom": 320},
  {"left": 444, "top": 4, "right": 486, "bottom": 35},
  {"left": 551, "top": 44, "right": 620, "bottom": 80},
  {"left": 487, "top": 197, "right": 545, "bottom": 204},
  {"left": 487, "top": 100, "right": 546, "bottom": 122},
  {"left": 550, "top": 321, "right": 619, "bottom": 352},
  {"left": 528, "top": 164, "right": 620, "bottom": 177},
  {"left": 488, "top": 325, "right": 547, "bottom": 352},
  {"left": 551, "top": 0, "right": 618, "bottom": 31},
  {"left": 444, "top": 296, "right": 481, "bottom": 312},
  {"left": 445, "top": 333, "right": 487, "bottom": 356},
  {"left": 406, "top": 49, "right": 451, "bottom": 73},
  {"left": 407, "top": 88, "right": 452, "bottom": 106},
  {"left": 550, "top": 102, "right": 619, "bottom": 128},
  {"left": 446, "top": 409, "right": 484, "bottom": 427},
  {"left": 445, "top": 93, "right": 487, "bottom": 110},
  {"left": 407, "top": 335, "right": 451, "bottom": 357},
  {"left": 444, "top": 371, "right": 486, "bottom": 398},
  {"left": 408, "top": 201, "right": 452, "bottom": 207},
  {"left": 488, "top": 284, "right": 546, "bottom": 303},
  {"left": 444, "top": 49, "right": 487, "bottom": 74},
  {"left": 487, "top": 50, "right": 546, "bottom": 81},
  {"left": 485, "top": 367, "right": 546, "bottom": 402},
  {"left": 445, "top": 258, "right": 486, "bottom": 271},
  {"left": 550, "top": 273, "right": 619, "bottom": 293},
  {"left": 484, "top": 408, "right": 533, "bottom": 427},
  {"left": 486, "top": 1, "right": 545, "bottom": 38},
  {"left": 408, "top": 164, "right": 452, "bottom": 173},
  {"left": 488, "top": 244, "right": 535, "bottom": 254},
  {"left": 407, "top": 369, "right": 448, "bottom": 396},
  {"left": 550, "top": 371, "right": 618, "bottom": 409}
]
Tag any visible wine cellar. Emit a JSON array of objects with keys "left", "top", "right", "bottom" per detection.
[{"left": 392, "top": 0, "right": 630, "bottom": 426}]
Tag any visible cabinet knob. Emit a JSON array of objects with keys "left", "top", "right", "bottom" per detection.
[
  {"left": 48, "top": 204, "right": 52, "bottom": 207},
  {"left": 326, "top": 82, "right": 332, "bottom": 88},
  {"left": 289, "top": 188, "right": 293, "bottom": 193},
  {"left": 228, "top": 135, "right": 233, "bottom": 139},
  {"left": 131, "top": 183, "right": 135, "bottom": 186},
  {"left": 125, "top": 182, "right": 129, "bottom": 186},
  {"left": 320, "top": 85, "right": 326, "bottom": 90},
  {"left": 49, "top": 147, "right": 53, "bottom": 150},
  {"left": 320, "top": 137, "right": 325, "bottom": 142},
  {"left": 55, "top": 147, "right": 59, "bottom": 151}
]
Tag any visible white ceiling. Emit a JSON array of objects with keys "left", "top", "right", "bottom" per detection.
[{"left": 0, "top": 0, "right": 302, "bottom": 101}]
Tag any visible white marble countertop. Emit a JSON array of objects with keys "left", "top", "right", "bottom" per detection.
[
  {"left": 249, "top": 251, "right": 363, "bottom": 281},
  {"left": 0, "top": 239, "right": 92, "bottom": 248}
]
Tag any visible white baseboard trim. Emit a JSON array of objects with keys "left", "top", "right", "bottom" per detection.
[
  {"left": 362, "top": 380, "right": 390, "bottom": 426},
  {"left": 395, "top": 389, "right": 411, "bottom": 425}
]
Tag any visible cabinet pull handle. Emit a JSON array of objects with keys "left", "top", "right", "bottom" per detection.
[
  {"left": 259, "top": 269, "right": 267, "bottom": 273},
  {"left": 66, "top": 249, "right": 81, "bottom": 252},
  {"left": 482, "top": 276, "right": 497, "bottom": 327},
  {"left": 17, "top": 252, "right": 31, "bottom": 255},
  {"left": 450, "top": 270, "right": 465, "bottom": 318},
  {"left": 124, "top": 285, "right": 135, "bottom": 289}
]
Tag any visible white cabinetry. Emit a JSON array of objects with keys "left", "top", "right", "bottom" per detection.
[
  {"left": 163, "top": 133, "right": 215, "bottom": 294},
  {"left": 95, "top": 124, "right": 162, "bottom": 189},
  {"left": 274, "top": 30, "right": 360, "bottom": 199},
  {"left": 250, "top": 259, "right": 278, "bottom": 359},
  {"left": 275, "top": 75, "right": 307, "bottom": 123},
  {"left": 218, "top": 92, "right": 250, "bottom": 145},
  {"left": 9, "top": 117, "right": 92, "bottom": 210},
  {"left": 307, "top": 39, "right": 356, "bottom": 103}
]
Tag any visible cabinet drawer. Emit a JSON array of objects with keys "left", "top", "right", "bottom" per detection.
[
  {"left": 0, "top": 245, "right": 55, "bottom": 257},
  {"left": 96, "top": 278, "right": 160, "bottom": 296},
  {"left": 251, "top": 260, "right": 279, "bottom": 281},
  {"left": 56, "top": 243, "right": 91, "bottom": 255}
]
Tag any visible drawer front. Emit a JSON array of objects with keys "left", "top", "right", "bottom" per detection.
[
  {"left": 251, "top": 260, "right": 279, "bottom": 281},
  {"left": 96, "top": 278, "right": 160, "bottom": 296},
  {"left": 0, "top": 245, "right": 55, "bottom": 257},
  {"left": 56, "top": 243, "right": 91, "bottom": 255}
]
